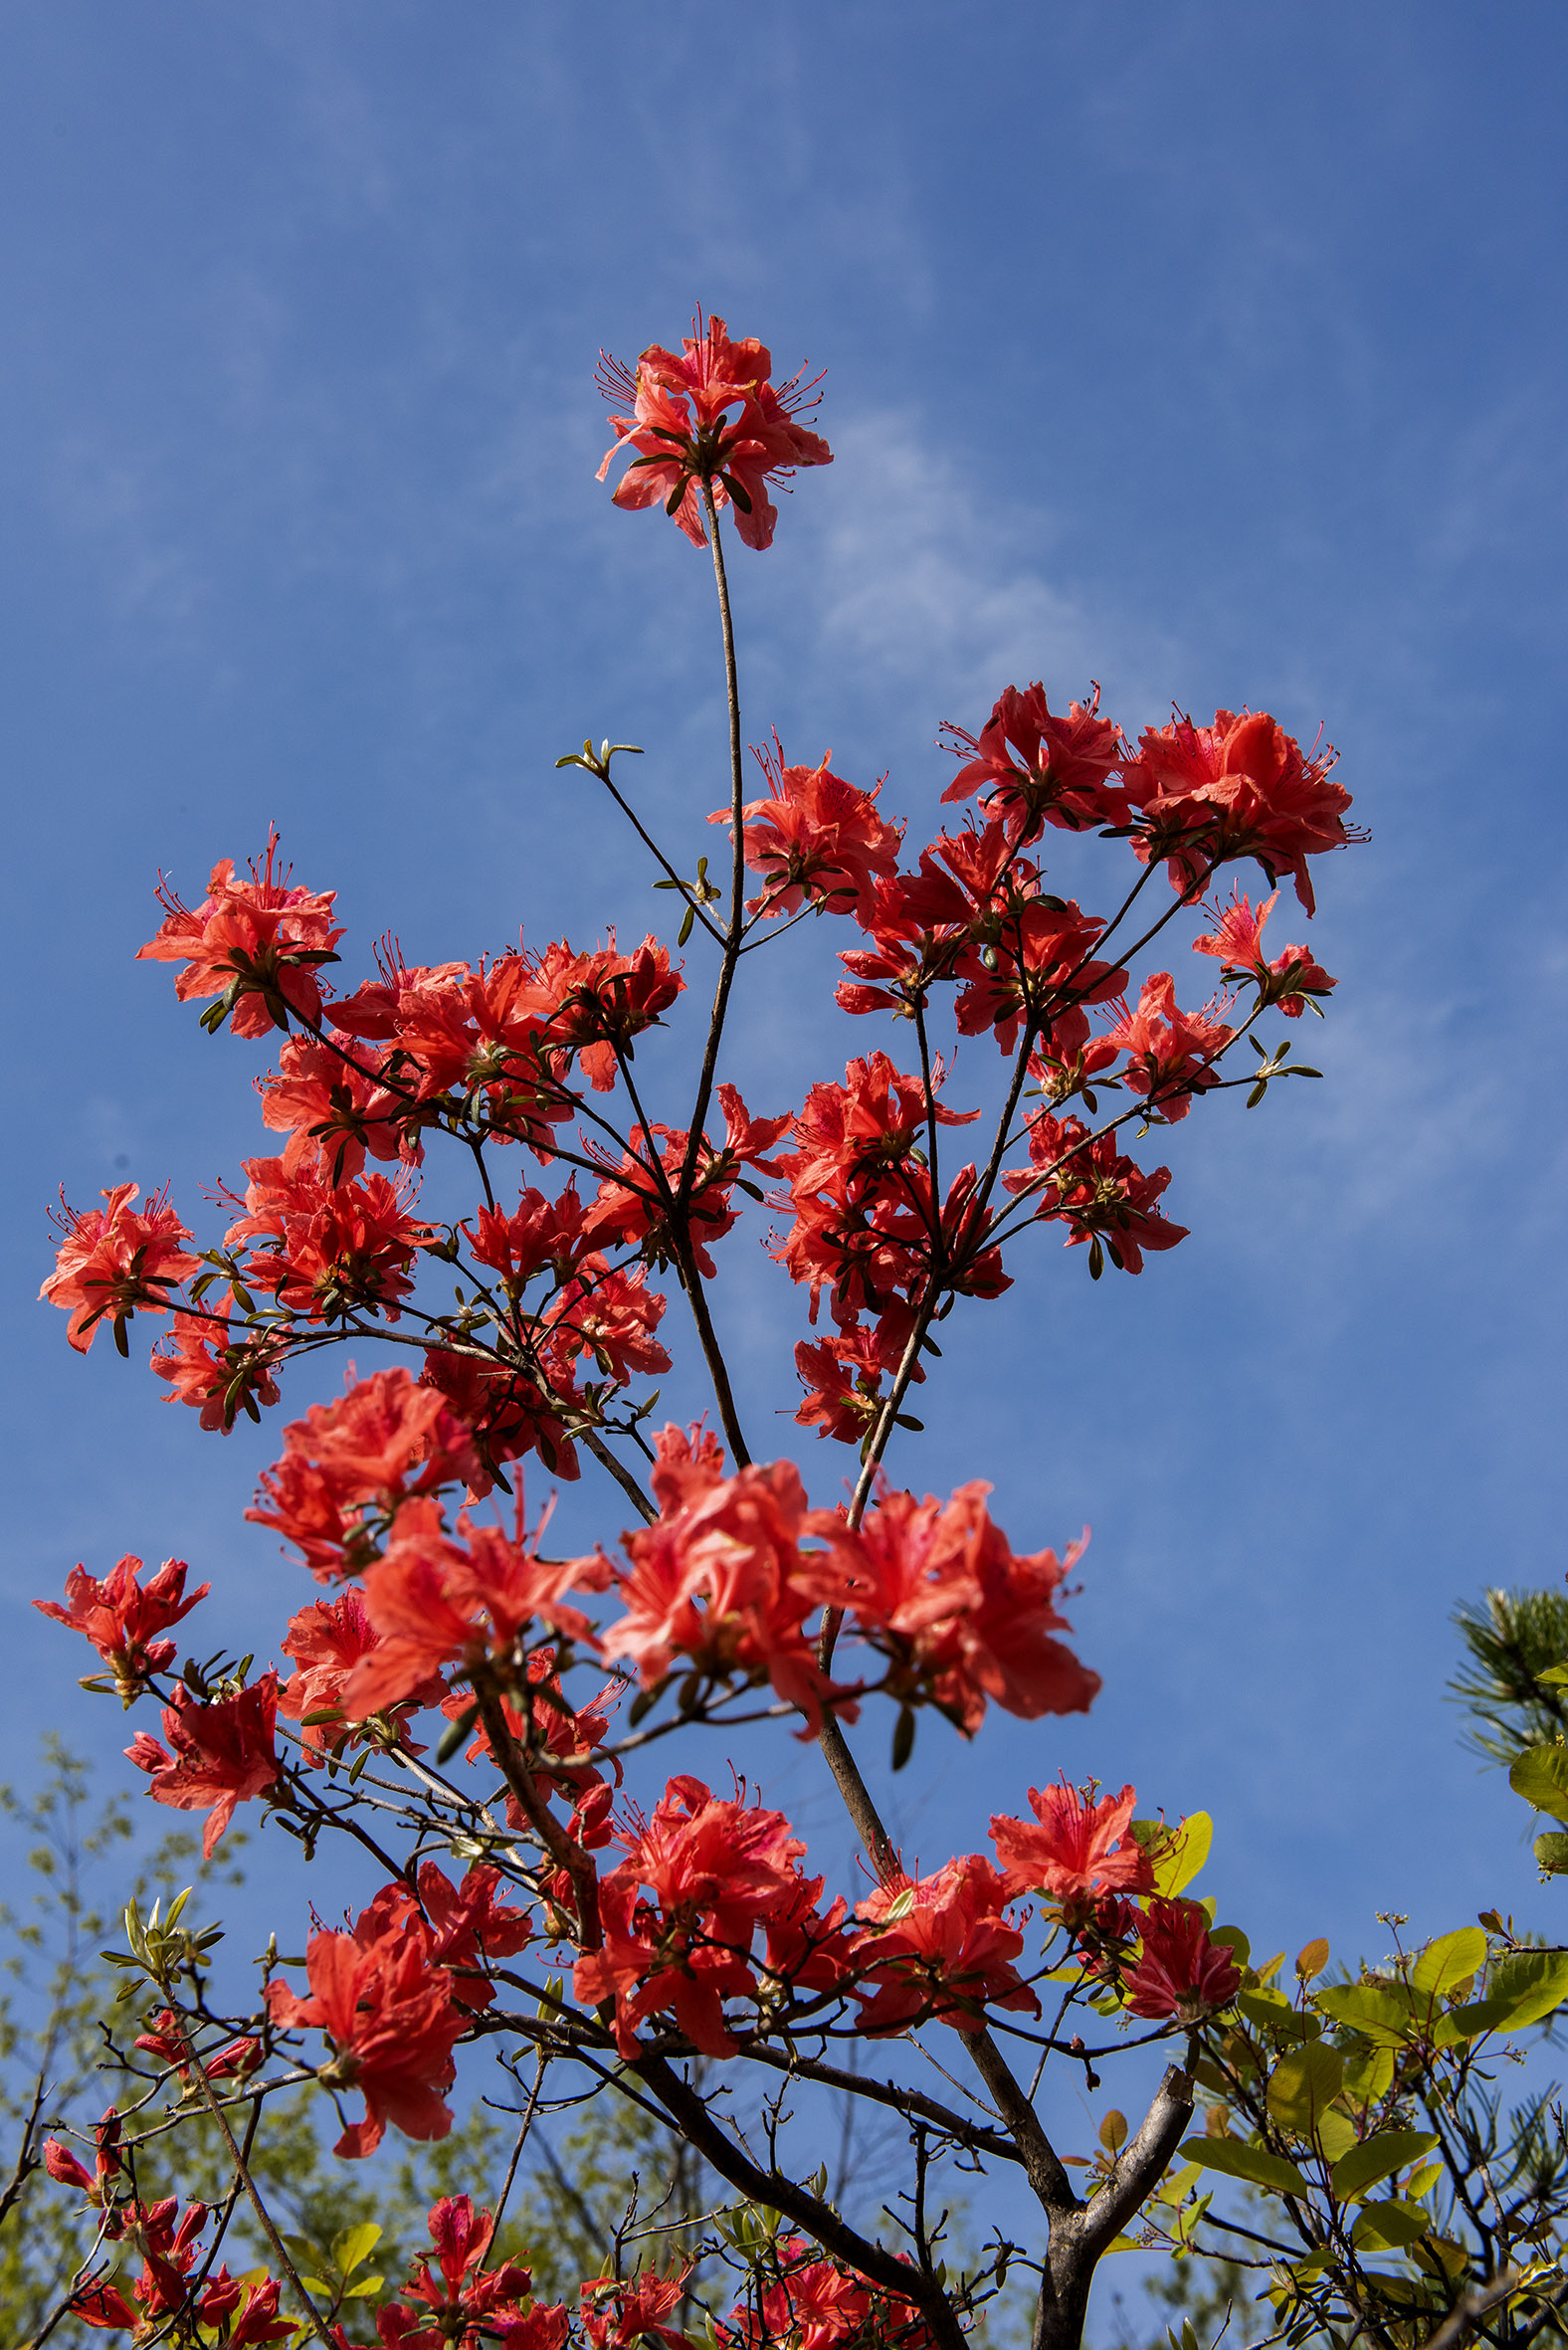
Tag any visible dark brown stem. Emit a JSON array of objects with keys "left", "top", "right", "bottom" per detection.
[
  {"left": 630, "top": 2049, "right": 968, "bottom": 2350},
  {"left": 473, "top": 1679, "right": 602, "bottom": 1950},
  {"left": 186, "top": 2063, "right": 335, "bottom": 2347}
]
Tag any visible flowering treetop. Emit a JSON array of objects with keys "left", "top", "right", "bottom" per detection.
[{"left": 36, "top": 312, "right": 1547, "bottom": 2350}]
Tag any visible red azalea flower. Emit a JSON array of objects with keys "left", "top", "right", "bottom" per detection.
[
  {"left": 1122, "top": 707, "right": 1363, "bottom": 915},
  {"left": 126, "top": 1673, "right": 283, "bottom": 1857},
  {"left": 574, "top": 1775, "right": 809, "bottom": 2057},
  {"left": 265, "top": 1897, "right": 467, "bottom": 2158},
  {"left": 712, "top": 736, "right": 903, "bottom": 921},
  {"left": 1100, "top": 972, "right": 1234, "bottom": 1122},
  {"left": 35, "top": 1553, "right": 208, "bottom": 1693},
  {"left": 850, "top": 1854, "right": 1039, "bottom": 2037},
  {"left": 803, "top": 1483, "right": 1098, "bottom": 1732},
  {"left": 41, "top": 1182, "right": 199, "bottom": 1355},
  {"left": 1193, "top": 886, "right": 1336, "bottom": 1018},
  {"left": 989, "top": 1778, "right": 1154, "bottom": 1914},
  {"left": 940, "top": 682, "right": 1127, "bottom": 843},
  {"left": 376, "top": 2194, "right": 535, "bottom": 2350},
  {"left": 597, "top": 311, "right": 831, "bottom": 550},
  {"left": 148, "top": 1286, "right": 285, "bottom": 1431},
  {"left": 1122, "top": 1896, "right": 1242, "bottom": 2022},
  {"left": 136, "top": 828, "right": 343, "bottom": 1037},
  {"left": 1004, "top": 1112, "right": 1189, "bottom": 1276}
]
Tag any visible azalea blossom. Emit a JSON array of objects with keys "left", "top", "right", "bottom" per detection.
[
  {"left": 135, "top": 827, "right": 343, "bottom": 1037},
  {"left": 41, "top": 1182, "right": 199, "bottom": 1354},
  {"left": 989, "top": 1778, "right": 1154, "bottom": 1916},
  {"left": 265, "top": 1895, "right": 467, "bottom": 2157},
  {"left": 1193, "top": 885, "right": 1336, "bottom": 1017},
  {"left": 803, "top": 1481, "right": 1099, "bottom": 1732},
  {"left": 597, "top": 311, "right": 832, "bottom": 550},
  {"left": 35, "top": 1553, "right": 209, "bottom": 1696},
  {"left": 279, "top": 1586, "right": 444, "bottom": 1759},
  {"left": 941, "top": 682, "right": 1127, "bottom": 843},
  {"left": 713, "top": 737, "right": 903, "bottom": 920},
  {"left": 1121, "top": 1896, "right": 1243, "bottom": 2022},
  {"left": 126, "top": 1673, "right": 283, "bottom": 1857},
  {"left": 1004, "top": 1111, "right": 1189, "bottom": 1276},
  {"left": 345, "top": 1494, "right": 608, "bottom": 1719},
  {"left": 377, "top": 2194, "right": 537, "bottom": 2350},
  {"left": 1100, "top": 972, "right": 1235, "bottom": 1122},
  {"left": 574, "top": 1774, "right": 811, "bottom": 2056},
  {"left": 1122, "top": 707, "right": 1362, "bottom": 915},
  {"left": 148, "top": 1288, "right": 284, "bottom": 1431},
  {"left": 850, "top": 1854, "right": 1038, "bottom": 2036}
]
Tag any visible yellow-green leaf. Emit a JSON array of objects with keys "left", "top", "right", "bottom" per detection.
[
  {"left": 1179, "top": 2136, "right": 1311, "bottom": 2198},
  {"left": 1352, "top": 2198, "right": 1431, "bottom": 2251},
  {"left": 1411, "top": 1928, "right": 1487, "bottom": 1999},
  {"left": 1154, "top": 2160, "right": 1202, "bottom": 2206},
  {"left": 1330, "top": 2130, "right": 1440, "bottom": 2204},
  {"left": 331, "top": 2222, "right": 382, "bottom": 2277},
  {"left": 1153, "top": 1812, "right": 1212, "bottom": 1896},
  {"left": 1314, "top": 1984, "right": 1414, "bottom": 2046},
  {"left": 1267, "top": 2042, "right": 1344, "bottom": 2136},
  {"left": 1316, "top": 2107, "right": 1358, "bottom": 2163},
  {"left": 1483, "top": 1947, "right": 1568, "bottom": 2031},
  {"left": 1509, "top": 1745, "right": 1568, "bottom": 1825}
]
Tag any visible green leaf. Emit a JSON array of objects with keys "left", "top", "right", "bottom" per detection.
[
  {"left": 1330, "top": 2130, "right": 1440, "bottom": 2204},
  {"left": 1479, "top": 1947, "right": 1568, "bottom": 2030},
  {"left": 1536, "top": 1832, "right": 1568, "bottom": 1874},
  {"left": 1509, "top": 1744, "right": 1568, "bottom": 1824},
  {"left": 1267, "top": 2042, "right": 1343, "bottom": 2135},
  {"left": 1237, "top": 1989, "right": 1320, "bottom": 2044},
  {"left": 1352, "top": 2199, "right": 1431, "bottom": 2251},
  {"left": 1411, "top": 1927, "right": 1487, "bottom": 1999},
  {"left": 331, "top": 2222, "right": 382, "bottom": 2277},
  {"left": 345, "top": 2276, "right": 385, "bottom": 2298},
  {"left": 1153, "top": 2158, "right": 1201, "bottom": 2206},
  {"left": 1149, "top": 1812, "right": 1212, "bottom": 1897},
  {"left": 1179, "top": 2136, "right": 1311, "bottom": 2199},
  {"left": 1314, "top": 1983, "right": 1414, "bottom": 2046}
]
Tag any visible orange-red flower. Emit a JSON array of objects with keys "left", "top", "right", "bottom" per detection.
[
  {"left": 989, "top": 1779, "right": 1154, "bottom": 1916},
  {"left": 279, "top": 1586, "right": 445, "bottom": 1759},
  {"left": 574, "top": 1775, "right": 809, "bottom": 2056},
  {"left": 148, "top": 1287, "right": 284, "bottom": 1431},
  {"left": 941, "top": 682, "right": 1127, "bottom": 844},
  {"left": 713, "top": 738, "right": 903, "bottom": 921},
  {"left": 850, "top": 1854, "right": 1037, "bottom": 2036},
  {"left": 597, "top": 311, "right": 832, "bottom": 551},
  {"left": 1123, "top": 707, "right": 1361, "bottom": 915},
  {"left": 377, "top": 2194, "right": 536, "bottom": 2350},
  {"left": 35, "top": 1553, "right": 209, "bottom": 1694},
  {"left": 42, "top": 1183, "right": 199, "bottom": 1355},
  {"left": 804, "top": 1482, "right": 1098, "bottom": 1733},
  {"left": 1193, "top": 886, "right": 1336, "bottom": 1018},
  {"left": 344, "top": 1496, "right": 607, "bottom": 1718},
  {"left": 1121, "top": 1897, "right": 1242, "bottom": 2023},
  {"left": 221, "top": 1154, "right": 432, "bottom": 1322},
  {"left": 1100, "top": 972, "right": 1234, "bottom": 1122},
  {"left": 135, "top": 829, "right": 342, "bottom": 1037},
  {"left": 594, "top": 1449, "right": 848, "bottom": 1727},
  {"left": 1004, "top": 1112, "right": 1189, "bottom": 1276},
  {"left": 247, "top": 1366, "right": 478, "bottom": 1577},
  {"left": 126, "top": 1674, "right": 283, "bottom": 1857},
  {"left": 265, "top": 1896, "right": 468, "bottom": 2157}
]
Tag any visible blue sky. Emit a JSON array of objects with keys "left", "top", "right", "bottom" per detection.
[{"left": 3, "top": 0, "right": 1566, "bottom": 2283}]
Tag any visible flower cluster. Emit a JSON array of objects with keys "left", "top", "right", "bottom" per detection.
[{"left": 597, "top": 311, "right": 832, "bottom": 550}]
